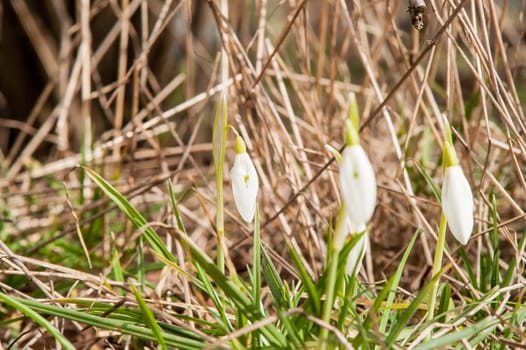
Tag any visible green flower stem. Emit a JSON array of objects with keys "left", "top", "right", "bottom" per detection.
[
  {"left": 216, "top": 172, "right": 225, "bottom": 274},
  {"left": 319, "top": 205, "right": 346, "bottom": 349},
  {"left": 217, "top": 0, "right": 229, "bottom": 273},
  {"left": 213, "top": 94, "right": 228, "bottom": 274},
  {"left": 427, "top": 213, "right": 448, "bottom": 324},
  {"left": 319, "top": 251, "right": 340, "bottom": 349}
]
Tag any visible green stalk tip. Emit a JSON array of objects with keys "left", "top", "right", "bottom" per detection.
[
  {"left": 344, "top": 119, "right": 360, "bottom": 146},
  {"left": 235, "top": 135, "right": 247, "bottom": 154},
  {"left": 348, "top": 92, "right": 359, "bottom": 131},
  {"left": 442, "top": 114, "right": 453, "bottom": 144},
  {"left": 442, "top": 141, "right": 459, "bottom": 168}
]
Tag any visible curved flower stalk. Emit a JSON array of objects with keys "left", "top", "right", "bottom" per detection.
[
  {"left": 339, "top": 119, "right": 377, "bottom": 228},
  {"left": 441, "top": 138, "right": 474, "bottom": 245},
  {"left": 345, "top": 223, "right": 368, "bottom": 276},
  {"left": 231, "top": 135, "right": 259, "bottom": 223},
  {"left": 428, "top": 116, "right": 475, "bottom": 328}
]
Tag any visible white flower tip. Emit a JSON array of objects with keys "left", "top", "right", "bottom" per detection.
[
  {"left": 231, "top": 153, "right": 259, "bottom": 223},
  {"left": 455, "top": 230, "right": 471, "bottom": 245},
  {"left": 239, "top": 207, "right": 255, "bottom": 223},
  {"left": 449, "top": 212, "right": 473, "bottom": 245},
  {"left": 442, "top": 166, "right": 474, "bottom": 245}
]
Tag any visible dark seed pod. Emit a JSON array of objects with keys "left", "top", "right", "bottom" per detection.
[{"left": 407, "top": 0, "right": 427, "bottom": 30}]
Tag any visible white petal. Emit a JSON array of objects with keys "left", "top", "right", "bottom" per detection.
[
  {"left": 346, "top": 230, "right": 368, "bottom": 276},
  {"left": 339, "top": 145, "right": 377, "bottom": 227},
  {"left": 442, "top": 166, "right": 474, "bottom": 245},
  {"left": 231, "top": 153, "right": 259, "bottom": 223}
]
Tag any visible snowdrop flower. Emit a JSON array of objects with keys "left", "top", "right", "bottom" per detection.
[
  {"left": 339, "top": 120, "right": 377, "bottom": 227},
  {"left": 441, "top": 141, "right": 473, "bottom": 245},
  {"left": 231, "top": 135, "right": 258, "bottom": 223},
  {"left": 345, "top": 223, "right": 368, "bottom": 276}
]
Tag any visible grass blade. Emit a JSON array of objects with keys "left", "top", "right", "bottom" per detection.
[
  {"left": 262, "top": 246, "right": 285, "bottom": 310},
  {"left": 412, "top": 316, "right": 503, "bottom": 350},
  {"left": 168, "top": 178, "right": 187, "bottom": 234},
  {"left": 385, "top": 265, "right": 445, "bottom": 347},
  {"left": 287, "top": 236, "right": 320, "bottom": 315},
  {"left": 377, "top": 230, "right": 420, "bottom": 333},
  {"left": 437, "top": 283, "right": 451, "bottom": 323},
  {"left": 13, "top": 297, "right": 205, "bottom": 348},
  {"left": 130, "top": 284, "right": 167, "bottom": 350},
  {"left": 252, "top": 207, "right": 263, "bottom": 316},
  {"left": 174, "top": 228, "right": 288, "bottom": 347},
  {"left": 0, "top": 292, "right": 76, "bottom": 350},
  {"left": 194, "top": 261, "right": 232, "bottom": 333},
  {"left": 83, "top": 167, "right": 175, "bottom": 262}
]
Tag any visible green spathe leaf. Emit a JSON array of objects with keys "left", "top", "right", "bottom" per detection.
[
  {"left": 442, "top": 141, "right": 459, "bottom": 168},
  {"left": 234, "top": 134, "right": 247, "bottom": 154},
  {"left": 344, "top": 119, "right": 360, "bottom": 146}
]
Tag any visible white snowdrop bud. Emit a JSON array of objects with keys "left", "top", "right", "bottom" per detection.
[
  {"left": 339, "top": 145, "right": 377, "bottom": 228},
  {"left": 231, "top": 135, "right": 258, "bottom": 223},
  {"left": 441, "top": 165, "right": 474, "bottom": 245}
]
